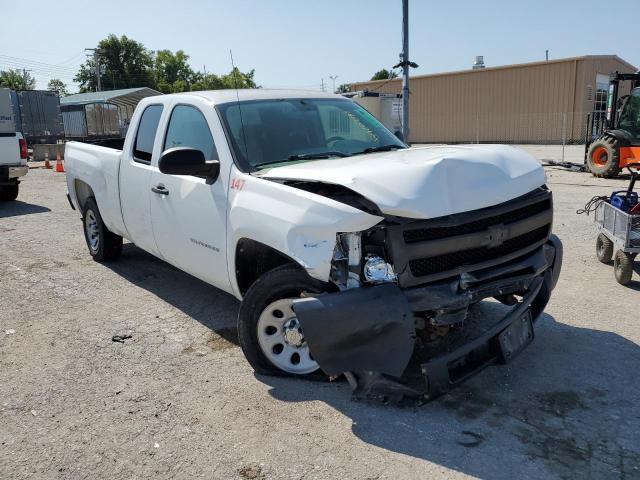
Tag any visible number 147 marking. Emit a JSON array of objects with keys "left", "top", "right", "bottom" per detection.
[{"left": 231, "top": 178, "right": 246, "bottom": 190}]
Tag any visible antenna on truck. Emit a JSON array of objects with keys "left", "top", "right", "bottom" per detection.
[{"left": 230, "top": 50, "right": 250, "bottom": 168}]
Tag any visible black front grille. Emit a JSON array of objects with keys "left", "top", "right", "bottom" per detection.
[
  {"left": 386, "top": 189, "right": 554, "bottom": 287},
  {"left": 403, "top": 199, "right": 551, "bottom": 243},
  {"left": 408, "top": 225, "right": 550, "bottom": 277}
]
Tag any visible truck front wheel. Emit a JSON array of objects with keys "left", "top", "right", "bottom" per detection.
[
  {"left": 82, "top": 198, "right": 123, "bottom": 262},
  {"left": 0, "top": 184, "right": 19, "bottom": 201},
  {"left": 238, "top": 265, "right": 322, "bottom": 376}
]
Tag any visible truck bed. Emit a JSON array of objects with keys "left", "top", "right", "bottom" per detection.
[{"left": 65, "top": 141, "right": 128, "bottom": 237}]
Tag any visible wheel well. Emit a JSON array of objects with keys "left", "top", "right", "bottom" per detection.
[
  {"left": 74, "top": 180, "right": 95, "bottom": 211},
  {"left": 603, "top": 130, "right": 630, "bottom": 147},
  {"left": 235, "top": 238, "right": 300, "bottom": 296}
]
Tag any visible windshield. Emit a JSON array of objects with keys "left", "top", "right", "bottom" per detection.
[
  {"left": 217, "top": 98, "right": 406, "bottom": 169},
  {"left": 618, "top": 88, "right": 640, "bottom": 142}
]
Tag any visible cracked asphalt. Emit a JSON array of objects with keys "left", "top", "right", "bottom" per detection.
[{"left": 1, "top": 151, "right": 639, "bottom": 479}]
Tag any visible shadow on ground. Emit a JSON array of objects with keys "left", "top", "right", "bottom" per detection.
[
  {"left": 263, "top": 314, "right": 640, "bottom": 479},
  {"left": 105, "top": 244, "right": 640, "bottom": 479},
  {"left": 103, "top": 243, "right": 240, "bottom": 345},
  {"left": 0, "top": 200, "right": 50, "bottom": 218}
]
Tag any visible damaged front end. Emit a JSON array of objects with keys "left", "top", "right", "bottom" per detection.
[{"left": 293, "top": 187, "right": 563, "bottom": 402}]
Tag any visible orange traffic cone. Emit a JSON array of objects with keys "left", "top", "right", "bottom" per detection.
[
  {"left": 43, "top": 151, "right": 51, "bottom": 169},
  {"left": 55, "top": 151, "right": 64, "bottom": 173}
]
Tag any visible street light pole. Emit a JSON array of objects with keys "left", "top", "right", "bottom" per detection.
[
  {"left": 393, "top": 0, "right": 417, "bottom": 141},
  {"left": 329, "top": 75, "right": 338, "bottom": 93},
  {"left": 401, "top": 0, "right": 410, "bottom": 141}
]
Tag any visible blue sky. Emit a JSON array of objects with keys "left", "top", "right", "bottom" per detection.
[{"left": 1, "top": 0, "right": 639, "bottom": 92}]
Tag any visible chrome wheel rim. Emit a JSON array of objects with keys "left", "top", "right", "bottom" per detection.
[
  {"left": 257, "top": 298, "right": 318, "bottom": 375},
  {"left": 85, "top": 210, "right": 99, "bottom": 252}
]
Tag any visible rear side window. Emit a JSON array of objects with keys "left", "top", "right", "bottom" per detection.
[
  {"left": 133, "top": 105, "right": 163, "bottom": 163},
  {"left": 163, "top": 105, "right": 218, "bottom": 159}
]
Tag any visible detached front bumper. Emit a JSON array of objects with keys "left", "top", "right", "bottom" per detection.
[{"left": 294, "top": 235, "right": 563, "bottom": 401}]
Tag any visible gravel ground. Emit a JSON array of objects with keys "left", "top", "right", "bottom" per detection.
[{"left": 1, "top": 157, "right": 639, "bottom": 480}]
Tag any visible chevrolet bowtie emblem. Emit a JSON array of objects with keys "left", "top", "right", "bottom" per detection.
[{"left": 487, "top": 224, "right": 508, "bottom": 248}]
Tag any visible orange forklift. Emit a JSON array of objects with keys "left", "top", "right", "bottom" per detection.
[{"left": 585, "top": 72, "right": 640, "bottom": 177}]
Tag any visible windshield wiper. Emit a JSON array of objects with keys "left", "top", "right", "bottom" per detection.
[
  {"left": 288, "top": 151, "right": 352, "bottom": 160},
  {"left": 358, "top": 144, "right": 406, "bottom": 154}
]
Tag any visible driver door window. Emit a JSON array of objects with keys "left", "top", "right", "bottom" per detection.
[{"left": 163, "top": 105, "right": 218, "bottom": 161}]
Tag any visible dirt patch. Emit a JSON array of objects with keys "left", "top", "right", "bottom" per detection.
[
  {"left": 237, "top": 464, "right": 265, "bottom": 479},
  {"left": 535, "top": 390, "right": 586, "bottom": 418},
  {"left": 206, "top": 327, "right": 238, "bottom": 351}
]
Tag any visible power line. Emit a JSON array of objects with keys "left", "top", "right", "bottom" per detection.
[{"left": 0, "top": 54, "right": 80, "bottom": 74}]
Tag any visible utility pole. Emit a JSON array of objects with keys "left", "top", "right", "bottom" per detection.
[
  {"left": 329, "top": 75, "right": 338, "bottom": 93},
  {"left": 22, "top": 68, "right": 32, "bottom": 87},
  {"left": 85, "top": 48, "right": 102, "bottom": 92},
  {"left": 320, "top": 78, "right": 326, "bottom": 92},
  {"left": 394, "top": 0, "right": 417, "bottom": 142}
]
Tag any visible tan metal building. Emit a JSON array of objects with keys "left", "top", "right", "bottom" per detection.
[{"left": 351, "top": 55, "right": 637, "bottom": 144}]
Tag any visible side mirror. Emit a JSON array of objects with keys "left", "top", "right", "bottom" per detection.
[{"left": 158, "top": 147, "right": 220, "bottom": 181}]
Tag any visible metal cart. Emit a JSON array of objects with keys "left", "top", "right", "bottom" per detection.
[{"left": 594, "top": 163, "right": 640, "bottom": 284}]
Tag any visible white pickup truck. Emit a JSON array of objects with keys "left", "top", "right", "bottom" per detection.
[
  {"left": 0, "top": 88, "right": 28, "bottom": 201},
  {"left": 65, "top": 90, "right": 562, "bottom": 400}
]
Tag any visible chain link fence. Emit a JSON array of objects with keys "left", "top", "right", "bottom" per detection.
[{"left": 412, "top": 111, "right": 607, "bottom": 163}]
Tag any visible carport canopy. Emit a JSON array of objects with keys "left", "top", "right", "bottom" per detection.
[{"left": 60, "top": 87, "right": 161, "bottom": 112}]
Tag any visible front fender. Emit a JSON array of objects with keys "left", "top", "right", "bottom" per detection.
[{"left": 227, "top": 174, "right": 383, "bottom": 297}]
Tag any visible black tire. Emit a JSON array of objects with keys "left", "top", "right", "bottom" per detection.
[
  {"left": 586, "top": 136, "right": 621, "bottom": 178},
  {"left": 596, "top": 233, "right": 614, "bottom": 264},
  {"left": 613, "top": 250, "right": 635, "bottom": 285},
  {"left": 82, "top": 197, "right": 122, "bottom": 262},
  {"left": 0, "top": 183, "right": 19, "bottom": 201},
  {"left": 237, "top": 264, "right": 323, "bottom": 376}
]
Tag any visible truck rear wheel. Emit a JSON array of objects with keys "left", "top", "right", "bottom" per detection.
[
  {"left": 238, "top": 264, "right": 322, "bottom": 376},
  {"left": 0, "top": 184, "right": 19, "bottom": 201},
  {"left": 587, "top": 137, "right": 621, "bottom": 178},
  {"left": 82, "top": 198, "right": 122, "bottom": 262}
]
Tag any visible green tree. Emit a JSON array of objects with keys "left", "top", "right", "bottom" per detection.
[
  {"left": 191, "top": 72, "right": 225, "bottom": 91},
  {"left": 74, "top": 34, "right": 259, "bottom": 93},
  {"left": 220, "top": 68, "right": 257, "bottom": 89},
  {"left": 191, "top": 68, "right": 258, "bottom": 91},
  {"left": 336, "top": 83, "right": 351, "bottom": 93},
  {"left": 47, "top": 78, "right": 68, "bottom": 96},
  {"left": 154, "top": 49, "right": 194, "bottom": 93},
  {"left": 370, "top": 68, "right": 398, "bottom": 81},
  {"left": 75, "top": 34, "right": 154, "bottom": 92},
  {"left": 0, "top": 69, "right": 36, "bottom": 90}
]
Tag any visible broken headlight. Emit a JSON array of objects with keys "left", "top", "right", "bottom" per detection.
[
  {"left": 330, "top": 229, "right": 396, "bottom": 289},
  {"left": 363, "top": 255, "right": 397, "bottom": 284}
]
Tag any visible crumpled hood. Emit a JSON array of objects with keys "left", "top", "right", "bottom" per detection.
[{"left": 257, "top": 145, "right": 546, "bottom": 219}]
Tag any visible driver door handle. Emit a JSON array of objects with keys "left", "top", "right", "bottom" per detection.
[{"left": 151, "top": 184, "right": 169, "bottom": 195}]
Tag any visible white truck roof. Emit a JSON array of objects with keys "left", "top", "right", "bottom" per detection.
[{"left": 158, "top": 89, "right": 344, "bottom": 106}]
